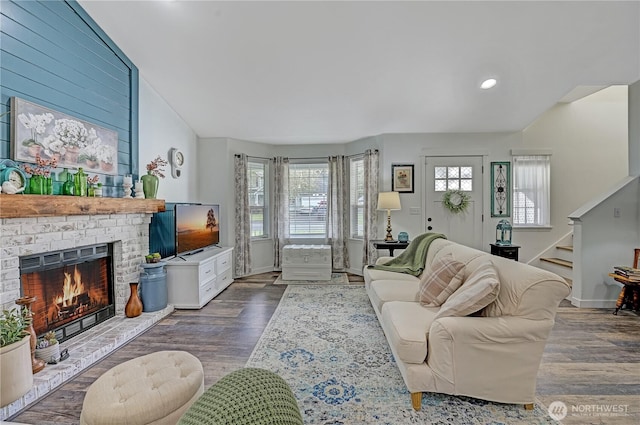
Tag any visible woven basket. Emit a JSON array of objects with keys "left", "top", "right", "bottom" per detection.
[{"left": 35, "top": 343, "right": 60, "bottom": 363}]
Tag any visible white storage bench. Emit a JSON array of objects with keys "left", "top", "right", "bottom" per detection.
[{"left": 282, "top": 244, "right": 332, "bottom": 281}]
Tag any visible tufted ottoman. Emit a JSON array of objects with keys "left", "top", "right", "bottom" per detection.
[{"left": 80, "top": 351, "right": 204, "bottom": 425}]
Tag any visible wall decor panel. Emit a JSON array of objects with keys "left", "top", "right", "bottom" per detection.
[{"left": 0, "top": 0, "right": 138, "bottom": 194}]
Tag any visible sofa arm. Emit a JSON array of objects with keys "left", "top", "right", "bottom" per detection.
[
  {"left": 427, "top": 316, "right": 555, "bottom": 404},
  {"left": 375, "top": 256, "right": 394, "bottom": 265}
]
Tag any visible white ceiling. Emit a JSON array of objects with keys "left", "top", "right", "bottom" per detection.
[{"left": 78, "top": 1, "right": 640, "bottom": 145}]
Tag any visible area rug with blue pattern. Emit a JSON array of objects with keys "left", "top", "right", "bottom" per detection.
[{"left": 246, "top": 285, "right": 556, "bottom": 424}]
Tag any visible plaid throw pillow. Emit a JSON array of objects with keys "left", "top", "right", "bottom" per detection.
[
  {"left": 434, "top": 260, "right": 500, "bottom": 319},
  {"left": 419, "top": 254, "right": 465, "bottom": 306}
]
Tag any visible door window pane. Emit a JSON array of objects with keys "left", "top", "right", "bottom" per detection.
[{"left": 434, "top": 166, "right": 472, "bottom": 192}]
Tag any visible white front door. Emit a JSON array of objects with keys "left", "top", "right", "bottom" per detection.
[{"left": 424, "top": 156, "right": 483, "bottom": 249}]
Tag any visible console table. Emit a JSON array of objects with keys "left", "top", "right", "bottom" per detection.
[
  {"left": 165, "top": 247, "right": 233, "bottom": 309},
  {"left": 373, "top": 240, "right": 410, "bottom": 257}
]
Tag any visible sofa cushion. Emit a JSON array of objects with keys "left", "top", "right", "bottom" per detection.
[
  {"left": 370, "top": 280, "right": 420, "bottom": 313},
  {"left": 418, "top": 254, "right": 465, "bottom": 307},
  {"left": 435, "top": 260, "right": 500, "bottom": 319},
  {"left": 364, "top": 267, "right": 419, "bottom": 287},
  {"left": 381, "top": 301, "right": 438, "bottom": 364}
]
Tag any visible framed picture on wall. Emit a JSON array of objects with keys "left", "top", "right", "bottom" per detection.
[
  {"left": 490, "top": 161, "right": 510, "bottom": 217},
  {"left": 391, "top": 163, "right": 414, "bottom": 193},
  {"left": 11, "top": 97, "right": 119, "bottom": 175}
]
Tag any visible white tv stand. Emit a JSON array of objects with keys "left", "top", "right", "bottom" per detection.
[{"left": 165, "top": 246, "right": 234, "bottom": 309}]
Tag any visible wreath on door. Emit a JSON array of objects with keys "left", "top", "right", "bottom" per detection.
[{"left": 442, "top": 189, "right": 470, "bottom": 214}]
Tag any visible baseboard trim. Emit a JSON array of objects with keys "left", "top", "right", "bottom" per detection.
[
  {"left": 348, "top": 267, "right": 363, "bottom": 276},
  {"left": 239, "top": 266, "right": 276, "bottom": 277},
  {"left": 570, "top": 297, "right": 616, "bottom": 309}
]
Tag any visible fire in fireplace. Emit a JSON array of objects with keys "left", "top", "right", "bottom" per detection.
[{"left": 19, "top": 243, "right": 115, "bottom": 342}]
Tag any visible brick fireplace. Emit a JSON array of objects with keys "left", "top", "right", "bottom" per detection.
[
  {"left": 20, "top": 243, "right": 115, "bottom": 343},
  {"left": 0, "top": 196, "right": 173, "bottom": 419}
]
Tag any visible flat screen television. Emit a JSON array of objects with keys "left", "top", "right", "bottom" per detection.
[{"left": 175, "top": 203, "right": 220, "bottom": 256}]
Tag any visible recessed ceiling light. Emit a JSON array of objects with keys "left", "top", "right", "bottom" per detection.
[{"left": 480, "top": 78, "right": 497, "bottom": 89}]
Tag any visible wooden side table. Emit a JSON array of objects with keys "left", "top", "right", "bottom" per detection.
[
  {"left": 609, "top": 274, "right": 640, "bottom": 315},
  {"left": 372, "top": 240, "right": 410, "bottom": 257},
  {"left": 610, "top": 248, "right": 640, "bottom": 315},
  {"left": 490, "top": 243, "right": 520, "bottom": 261}
]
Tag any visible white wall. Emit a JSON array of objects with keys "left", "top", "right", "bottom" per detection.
[
  {"left": 571, "top": 177, "right": 639, "bottom": 307},
  {"left": 138, "top": 78, "right": 198, "bottom": 202},
  {"left": 630, "top": 81, "right": 640, "bottom": 176},
  {"left": 191, "top": 87, "right": 629, "bottom": 277},
  {"left": 520, "top": 86, "right": 629, "bottom": 260},
  {"left": 376, "top": 132, "right": 521, "bottom": 255},
  {"left": 197, "top": 137, "right": 277, "bottom": 272}
]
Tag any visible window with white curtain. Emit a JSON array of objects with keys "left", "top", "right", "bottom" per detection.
[
  {"left": 248, "top": 159, "right": 269, "bottom": 238},
  {"left": 288, "top": 162, "right": 329, "bottom": 237},
  {"left": 512, "top": 155, "right": 551, "bottom": 226},
  {"left": 349, "top": 156, "right": 364, "bottom": 238}
]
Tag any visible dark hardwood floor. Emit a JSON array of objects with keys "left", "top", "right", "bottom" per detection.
[{"left": 8, "top": 272, "right": 639, "bottom": 425}]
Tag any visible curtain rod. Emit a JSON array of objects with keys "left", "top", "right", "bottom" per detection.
[{"left": 237, "top": 149, "right": 378, "bottom": 161}]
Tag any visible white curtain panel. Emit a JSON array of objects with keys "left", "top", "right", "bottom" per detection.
[
  {"left": 327, "top": 155, "right": 349, "bottom": 271},
  {"left": 513, "top": 155, "right": 550, "bottom": 226},
  {"left": 233, "top": 153, "right": 251, "bottom": 276},
  {"left": 362, "top": 149, "right": 380, "bottom": 266},
  {"left": 272, "top": 156, "right": 290, "bottom": 269}
]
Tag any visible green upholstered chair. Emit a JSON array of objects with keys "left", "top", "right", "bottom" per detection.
[{"left": 177, "top": 367, "right": 303, "bottom": 425}]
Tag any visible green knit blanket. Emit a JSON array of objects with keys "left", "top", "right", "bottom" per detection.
[
  {"left": 178, "top": 367, "right": 303, "bottom": 425},
  {"left": 372, "top": 232, "right": 446, "bottom": 276}
]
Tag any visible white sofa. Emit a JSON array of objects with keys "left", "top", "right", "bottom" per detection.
[{"left": 363, "top": 238, "right": 570, "bottom": 410}]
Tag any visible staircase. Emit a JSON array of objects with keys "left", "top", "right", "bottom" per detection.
[{"left": 538, "top": 237, "right": 574, "bottom": 288}]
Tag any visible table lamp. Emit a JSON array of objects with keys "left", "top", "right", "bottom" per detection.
[{"left": 377, "top": 191, "right": 401, "bottom": 241}]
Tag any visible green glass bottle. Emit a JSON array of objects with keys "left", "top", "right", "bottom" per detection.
[
  {"left": 58, "top": 168, "right": 70, "bottom": 182},
  {"left": 74, "top": 167, "right": 87, "bottom": 197},
  {"left": 56, "top": 168, "right": 69, "bottom": 194},
  {"left": 62, "top": 173, "right": 75, "bottom": 196}
]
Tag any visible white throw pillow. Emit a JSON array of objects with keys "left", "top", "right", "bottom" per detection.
[{"left": 434, "top": 260, "right": 500, "bottom": 319}]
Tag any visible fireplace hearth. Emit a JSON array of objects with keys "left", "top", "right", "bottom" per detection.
[
  {"left": 0, "top": 208, "right": 174, "bottom": 419},
  {"left": 20, "top": 243, "right": 115, "bottom": 343}
]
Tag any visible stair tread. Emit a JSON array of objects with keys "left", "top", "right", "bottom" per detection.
[
  {"left": 541, "top": 257, "right": 573, "bottom": 268},
  {"left": 557, "top": 245, "right": 573, "bottom": 252}
]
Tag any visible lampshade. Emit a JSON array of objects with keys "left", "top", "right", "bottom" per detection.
[{"left": 377, "top": 192, "right": 401, "bottom": 210}]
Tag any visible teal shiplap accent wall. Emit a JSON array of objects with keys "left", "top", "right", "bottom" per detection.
[{"left": 0, "top": 0, "right": 139, "bottom": 194}]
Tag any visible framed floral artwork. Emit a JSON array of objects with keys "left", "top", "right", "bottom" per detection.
[
  {"left": 490, "top": 161, "right": 510, "bottom": 217},
  {"left": 11, "top": 97, "right": 119, "bottom": 175},
  {"left": 391, "top": 163, "right": 414, "bottom": 193}
]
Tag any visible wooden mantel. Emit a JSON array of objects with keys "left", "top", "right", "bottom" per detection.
[{"left": 0, "top": 194, "right": 165, "bottom": 218}]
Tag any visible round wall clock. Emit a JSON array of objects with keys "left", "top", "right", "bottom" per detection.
[
  {"left": 169, "top": 148, "right": 184, "bottom": 178},
  {"left": 0, "top": 159, "right": 27, "bottom": 194}
]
